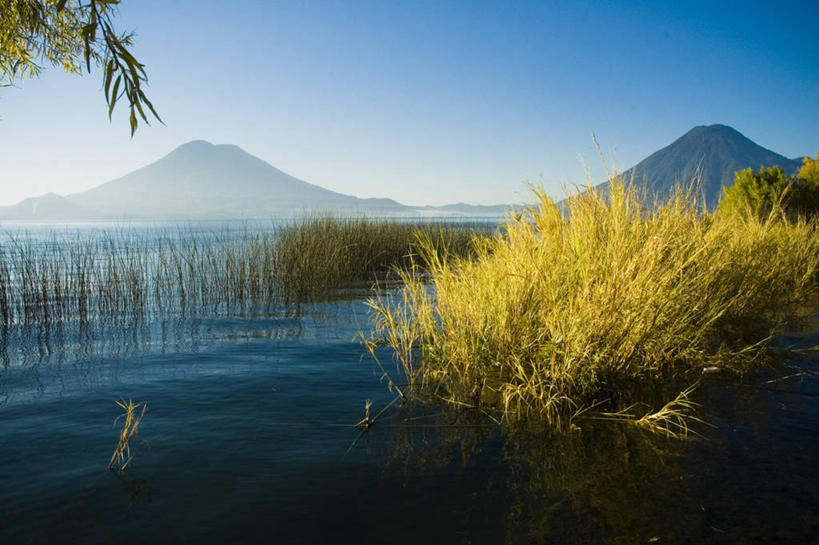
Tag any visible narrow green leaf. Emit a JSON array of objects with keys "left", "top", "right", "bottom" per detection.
[
  {"left": 133, "top": 94, "right": 146, "bottom": 121},
  {"left": 111, "top": 74, "right": 122, "bottom": 98},
  {"left": 115, "top": 45, "right": 142, "bottom": 84},
  {"left": 103, "top": 60, "right": 114, "bottom": 101},
  {"left": 137, "top": 90, "right": 163, "bottom": 124},
  {"left": 108, "top": 74, "right": 122, "bottom": 119},
  {"left": 110, "top": 39, "right": 145, "bottom": 78}
]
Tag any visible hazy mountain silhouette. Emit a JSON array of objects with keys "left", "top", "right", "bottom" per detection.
[
  {"left": 0, "top": 193, "right": 97, "bottom": 220},
  {"left": 65, "top": 140, "right": 416, "bottom": 219},
  {"left": 598, "top": 124, "right": 803, "bottom": 208}
]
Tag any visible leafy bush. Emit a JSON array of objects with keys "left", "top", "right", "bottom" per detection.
[{"left": 719, "top": 154, "right": 819, "bottom": 219}]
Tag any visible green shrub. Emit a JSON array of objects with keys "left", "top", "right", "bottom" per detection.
[
  {"left": 792, "top": 153, "right": 819, "bottom": 215},
  {"left": 718, "top": 165, "right": 790, "bottom": 219},
  {"left": 719, "top": 155, "right": 819, "bottom": 219}
]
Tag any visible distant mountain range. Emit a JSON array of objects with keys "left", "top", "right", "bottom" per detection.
[
  {"left": 0, "top": 141, "right": 511, "bottom": 220},
  {"left": 0, "top": 125, "right": 808, "bottom": 220}
]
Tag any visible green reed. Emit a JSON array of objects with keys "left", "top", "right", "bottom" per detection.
[{"left": 273, "top": 216, "right": 492, "bottom": 304}]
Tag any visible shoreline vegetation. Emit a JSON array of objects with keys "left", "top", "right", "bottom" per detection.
[{"left": 365, "top": 179, "right": 819, "bottom": 435}]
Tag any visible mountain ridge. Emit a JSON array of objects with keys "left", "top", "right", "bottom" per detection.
[
  {"left": 0, "top": 193, "right": 98, "bottom": 220},
  {"left": 0, "top": 127, "right": 808, "bottom": 220}
]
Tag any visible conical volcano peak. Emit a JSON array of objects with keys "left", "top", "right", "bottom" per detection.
[
  {"left": 175, "top": 139, "right": 215, "bottom": 149},
  {"left": 680, "top": 124, "right": 746, "bottom": 141},
  {"left": 163, "top": 140, "right": 259, "bottom": 164},
  {"left": 168, "top": 139, "right": 217, "bottom": 153},
  {"left": 609, "top": 124, "right": 803, "bottom": 209},
  {"left": 159, "top": 140, "right": 219, "bottom": 162}
]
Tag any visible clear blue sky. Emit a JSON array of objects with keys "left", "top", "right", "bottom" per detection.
[{"left": 1, "top": 0, "right": 817, "bottom": 206}]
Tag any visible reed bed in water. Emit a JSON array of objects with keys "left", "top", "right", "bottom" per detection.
[
  {"left": 0, "top": 229, "right": 279, "bottom": 328},
  {"left": 365, "top": 180, "right": 819, "bottom": 429},
  {"left": 0, "top": 220, "right": 491, "bottom": 335},
  {"left": 274, "top": 216, "right": 493, "bottom": 304}
]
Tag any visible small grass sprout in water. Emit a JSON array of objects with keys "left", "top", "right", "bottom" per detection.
[
  {"left": 593, "top": 383, "right": 710, "bottom": 439},
  {"left": 633, "top": 384, "right": 708, "bottom": 438},
  {"left": 109, "top": 399, "right": 147, "bottom": 472}
]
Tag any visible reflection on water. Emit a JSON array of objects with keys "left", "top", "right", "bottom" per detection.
[
  {"left": 362, "top": 362, "right": 819, "bottom": 544},
  {"left": 0, "top": 282, "right": 383, "bottom": 415},
  {"left": 0, "top": 309, "right": 301, "bottom": 367},
  {"left": 376, "top": 410, "right": 690, "bottom": 544}
]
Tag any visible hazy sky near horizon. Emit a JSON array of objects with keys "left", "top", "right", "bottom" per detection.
[{"left": 1, "top": 0, "right": 817, "bottom": 207}]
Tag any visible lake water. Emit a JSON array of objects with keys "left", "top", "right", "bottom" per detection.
[{"left": 1, "top": 224, "right": 818, "bottom": 544}]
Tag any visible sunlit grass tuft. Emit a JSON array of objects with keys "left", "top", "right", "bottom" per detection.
[{"left": 365, "top": 178, "right": 819, "bottom": 433}]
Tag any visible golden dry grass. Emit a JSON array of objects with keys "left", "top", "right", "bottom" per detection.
[{"left": 365, "top": 178, "right": 819, "bottom": 431}]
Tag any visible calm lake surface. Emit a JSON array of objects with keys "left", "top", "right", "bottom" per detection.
[{"left": 1, "top": 223, "right": 817, "bottom": 544}]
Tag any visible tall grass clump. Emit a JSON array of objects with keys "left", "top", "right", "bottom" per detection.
[
  {"left": 273, "top": 216, "right": 491, "bottom": 304},
  {"left": 366, "top": 179, "right": 819, "bottom": 428}
]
